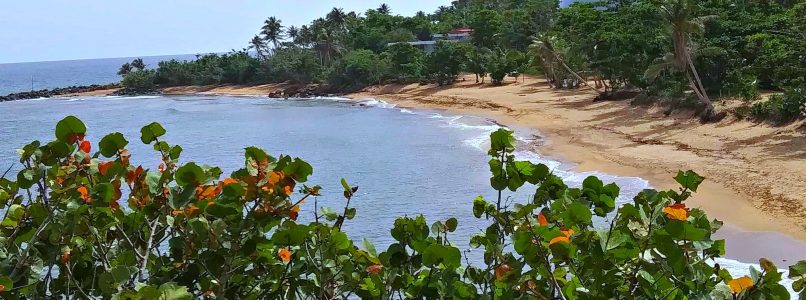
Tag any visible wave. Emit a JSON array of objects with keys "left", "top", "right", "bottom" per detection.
[{"left": 362, "top": 96, "right": 797, "bottom": 297}]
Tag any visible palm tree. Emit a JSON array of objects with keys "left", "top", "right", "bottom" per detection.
[
  {"left": 315, "top": 28, "right": 343, "bottom": 66},
  {"left": 248, "top": 35, "right": 266, "bottom": 59},
  {"left": 530, "top": 35, "right": 599, "bottom": 92},
  {"left": 131, "top": 58, "right": 146, "bottom": 71},
  {"left": 378, "top": 3, "right": 391, "bottom": 14},
  {"left": 326, "top": 8, "right": 347, "bottom": 31},
  {"left": 117, "top": 63, "right": 133, "bottom": 77},
  {"left": 645, "top": 0, "right": 715, "bottom": 117},
  {"left": 286, "top": 26, "right": 300, "bottom": 45},
  {"left": 261, "top": 17, "right": 284, "bottom": 54}
]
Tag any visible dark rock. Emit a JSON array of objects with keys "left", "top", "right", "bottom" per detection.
[{"left": 0, "top": 83, "right": 120, "bottom": 102}]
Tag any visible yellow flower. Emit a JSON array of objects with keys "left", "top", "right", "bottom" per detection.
[
  {"left": 728, "top": 276, "right": 753, "bottom": 294},
  {"left": 663, "top": 203, "right": 688, "bottom": 221}
]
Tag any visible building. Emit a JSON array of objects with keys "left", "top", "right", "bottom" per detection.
[{"left": 387, "top": 28, "right": 473, "bottom": 53}]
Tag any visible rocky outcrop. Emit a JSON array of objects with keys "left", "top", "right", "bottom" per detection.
[
  {"left": 267, "top": 84, "right": 332, "bottom": 99},
  {"left": 0, "top": 84, "right": 120, "bottom": 102}
]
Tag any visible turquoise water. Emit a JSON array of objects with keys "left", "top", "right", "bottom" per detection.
[{"left": 0, "top": 95, "right": 796, "bottom": 295}]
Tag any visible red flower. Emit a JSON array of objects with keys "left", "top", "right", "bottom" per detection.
[
  {"left": 79, "top": 140, "right": 91, "bottom": 153},
  {"left": 366, "top": 264, "right": 383, "bottom": 275}
]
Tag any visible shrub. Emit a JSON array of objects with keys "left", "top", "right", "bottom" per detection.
[
  {"left": 383, "top": 43, "right": 426, "bottom": 82},
  {"left": 426, "top": 42, "right": 467, "bottom": 86},
  {"left": 0, "top": 117, "right": 802, "bottom": 299},
  {"left": 326, "top": 50, "right": 391, "bottom": 91},
  {"left": 750, "top": 85, "right": 806, "bottom": 122},
  {"left": 120, "top": 70, "right": 156, "bottom": 92}
]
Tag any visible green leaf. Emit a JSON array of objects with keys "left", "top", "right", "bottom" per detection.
[
  {"left": 320, "top": 207, "right": 338, "bottom": 221},
  {"left": 363, "top": 238, "right": 378, "bottom": 257},
  {"left": 445, "top": 217, "right": 458, "bottom": 232},
  {"left": 564, "top": 202, "right": 592, "bottom": 226},
  {"left": 345, "top": 208, "right": 357, "bottom": 220},
  {"left": 157, "top": 282, "right": 193, "bottom": 300},
  {"left": 169, "top": 145, "right": 183, "bottom": 160},
  {"left": 341, "top": 178, "right": 351, "bottom": 192},
  {"left": 94, "top": 183, "right": 116, "bottom": 205},
  {"left": 140, "top": 122, "right": 166, "bottom": 144},
  {"left": 0, "top": 275, "right": 14, "bottom": 292},
  {"left": 422, "top": 244, "right": 461, "bottom": 269},
  {"left": 473, "top": 196, "right": 487, "bottom": 218},
  {"left": 99, "top": 132, "right": 129, "bottom": 158},
  {"left": 175, "top": 163, "right": 205, "bottom": 186},
  {"left": 55, "top": 116, "right": 87, "bottom": 142},
  {"left": 674, "top": 170, "right": 704, "bottom": 192},
  {"left": 489, "top": 128, "right": 516, "bottom": 153},
  {"left": 789, "top": 260, "right": 806, "bottom": 278},
  {"left": 282, "top": 158, "right": 313, "bottom": 182}
]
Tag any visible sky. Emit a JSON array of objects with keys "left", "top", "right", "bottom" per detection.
[{"left": 0, "top": 0, "right": 451, "bottom": 64}]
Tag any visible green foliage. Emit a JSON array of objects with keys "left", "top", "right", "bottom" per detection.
[
  {"left": 120, "top": 70, "right": 157, "bottom": 93},
  {"left": 326, "top": 49, "right": 392, "bottom": 91},
  {"left": 264, "top": 48, "right": 322, "bottom": 83},
  {"left": 0, "top": 117, "right": 802, "bottom": 299},
  {"left": 750, "top": 85, "right": 806, "bottom": 123},
  {"left": 427, "top": 42, "right": 467, "bottom": 86},
  {"left": 383, "top": 43, "right": 426, "bottom": 82}
]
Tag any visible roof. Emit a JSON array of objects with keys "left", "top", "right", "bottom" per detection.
[{"left": 450, "top": 28, "right": 474, "bottom": 34}]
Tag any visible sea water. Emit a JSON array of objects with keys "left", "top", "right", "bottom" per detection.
[{"left": 0, "top": 96, "right": 796, "bottom": 295}]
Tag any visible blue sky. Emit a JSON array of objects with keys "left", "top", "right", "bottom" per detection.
[{"left": 0, "top": 0, "right": 451, "bottom": 63}]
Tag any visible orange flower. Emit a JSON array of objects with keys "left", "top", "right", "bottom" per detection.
[
  {"left": 99, "top": 161, "right": 114, "bottom": 175},
  {"left": 283, "top": 185, "right": 294, "bottom": 196},
  {"left": 729, "top": 276, "right": 753, "bottom": 294},
  {"left": 79, "top": 140, "right": 91, "bottom": 153},
  {"left": 196, "top": 185, "right": 220, "bottom": 200},
  {"left": 119, "top": 149, "right": 131, "bottom": 165},
  {"left": 268, "top": 171, "right": 285, "bottom": 186},
  {"left": 61, "top": 250, "right": 71, "bottom": 265},
  {"left": 289, "top": 205, "right": 300, "bottom": 221},
  {"left": 185, "top": 204, "right": 201, "bottom": 218},
  {"left": 537, "top": 212, "right": 548, "bottom": 227},
  {"left": 277, "top": 248, "right": 292, "bottom": 263},
  {"left": 222, "top": 178, "right": 238, "bottom": 185},
  {"left": 549, "top": 236, "right": 570, "bottom": 246},
  {"left": 126, "top": 166, "right": 144, "bottom": 186},
  {"left": 77, "top": 186, "right": 91, "bottom": 204},
  {"left": 663, "top": 203, "right": 689, "bottom": 221},
  {"left": 171, "top": 209, "right": 184, "bottom": 217},
  {"left": 495, "top": 263, "right": 512, "bottom": 281},
  {"left": 0, "top": 284, "right": 5, "bottom": 292},
  {"left": 561, "top": 228, "right": 575, "bottom": 238},
  {"left": 366, "top": 264, "right": 383, "bottom": 275}
]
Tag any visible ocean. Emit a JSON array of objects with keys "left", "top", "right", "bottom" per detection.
[
  {"left": 0, "top": 57, "right": 798, "bottom": 296},
  {"left": 0, "top": 54, "right": 198, "bottom": 95}
]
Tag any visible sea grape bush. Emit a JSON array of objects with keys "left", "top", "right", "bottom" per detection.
[{"left": 0, "top": 117, "right": 804, "bottom": 299}]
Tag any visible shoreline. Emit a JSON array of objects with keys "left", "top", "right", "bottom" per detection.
[{"left": 29, "top": 79, "right": 806, "bottom": 264}]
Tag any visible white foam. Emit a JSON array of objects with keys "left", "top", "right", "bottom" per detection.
[
  {"left": 380, "top": 103, "right": 800, "bottom": 297},
  {"left": 357, "top": 98, "right": 398, "bottom": 109},
  {"left": 124, "top": 95, "right": 161, "bottom": 99}
]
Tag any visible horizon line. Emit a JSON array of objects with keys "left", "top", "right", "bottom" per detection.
[{"left": 0, "top": 50, "right": 237, "bottom": 65}]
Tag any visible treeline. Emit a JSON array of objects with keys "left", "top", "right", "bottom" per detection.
[{"left": 119, "top": 0, "right": 805, "bottom": 122}]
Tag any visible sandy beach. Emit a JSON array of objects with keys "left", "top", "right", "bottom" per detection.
[{"left": 86, "top": 77, "right": 806, "bottom": 263}]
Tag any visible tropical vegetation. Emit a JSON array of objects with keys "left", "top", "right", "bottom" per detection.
[
  {"left": 116, "top": 1, "right": 805, "bottom": 122},
  {"left": 0, "top": 117, "right": 803, "bottom": 299}
]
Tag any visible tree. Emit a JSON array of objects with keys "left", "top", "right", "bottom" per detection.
[
  {"left": 488, "top": 49, "right": 514, "bottom": 85},
  {"left": 646, "top": 0, "right": 715, "bottom": 119},
  {"left": 248, "top": 35, "right": 266, "bottom": 59},
  {"left": 427, "top": 41, "right": 467, "bottom": 86},
  {"left": 465, "top": 47, "right": 492, "bottom": 83},
  {"left": 286, "top": 26, "right": 300, "bottom": 45},
  {"left": 383, "top": 43, "right": 426, "bottom": 82},
  {"left": 378, "top": 3, "right": 391, "bottom": 14},
  {"left": 469, "top": 9, "right": 502, "bottom": 49},
  {"left": 131, "top": 58, "right": 146, "bottom": 71},
  {"left": 261, "top": 16, "right": 284, "bottom": 53},
  {"left": 117, "top": 63, "right": 133, "bottom": 76}
]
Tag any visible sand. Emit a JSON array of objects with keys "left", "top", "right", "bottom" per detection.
[{"left": 73, "top": 78, "right": 806, "bottom": 263}]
